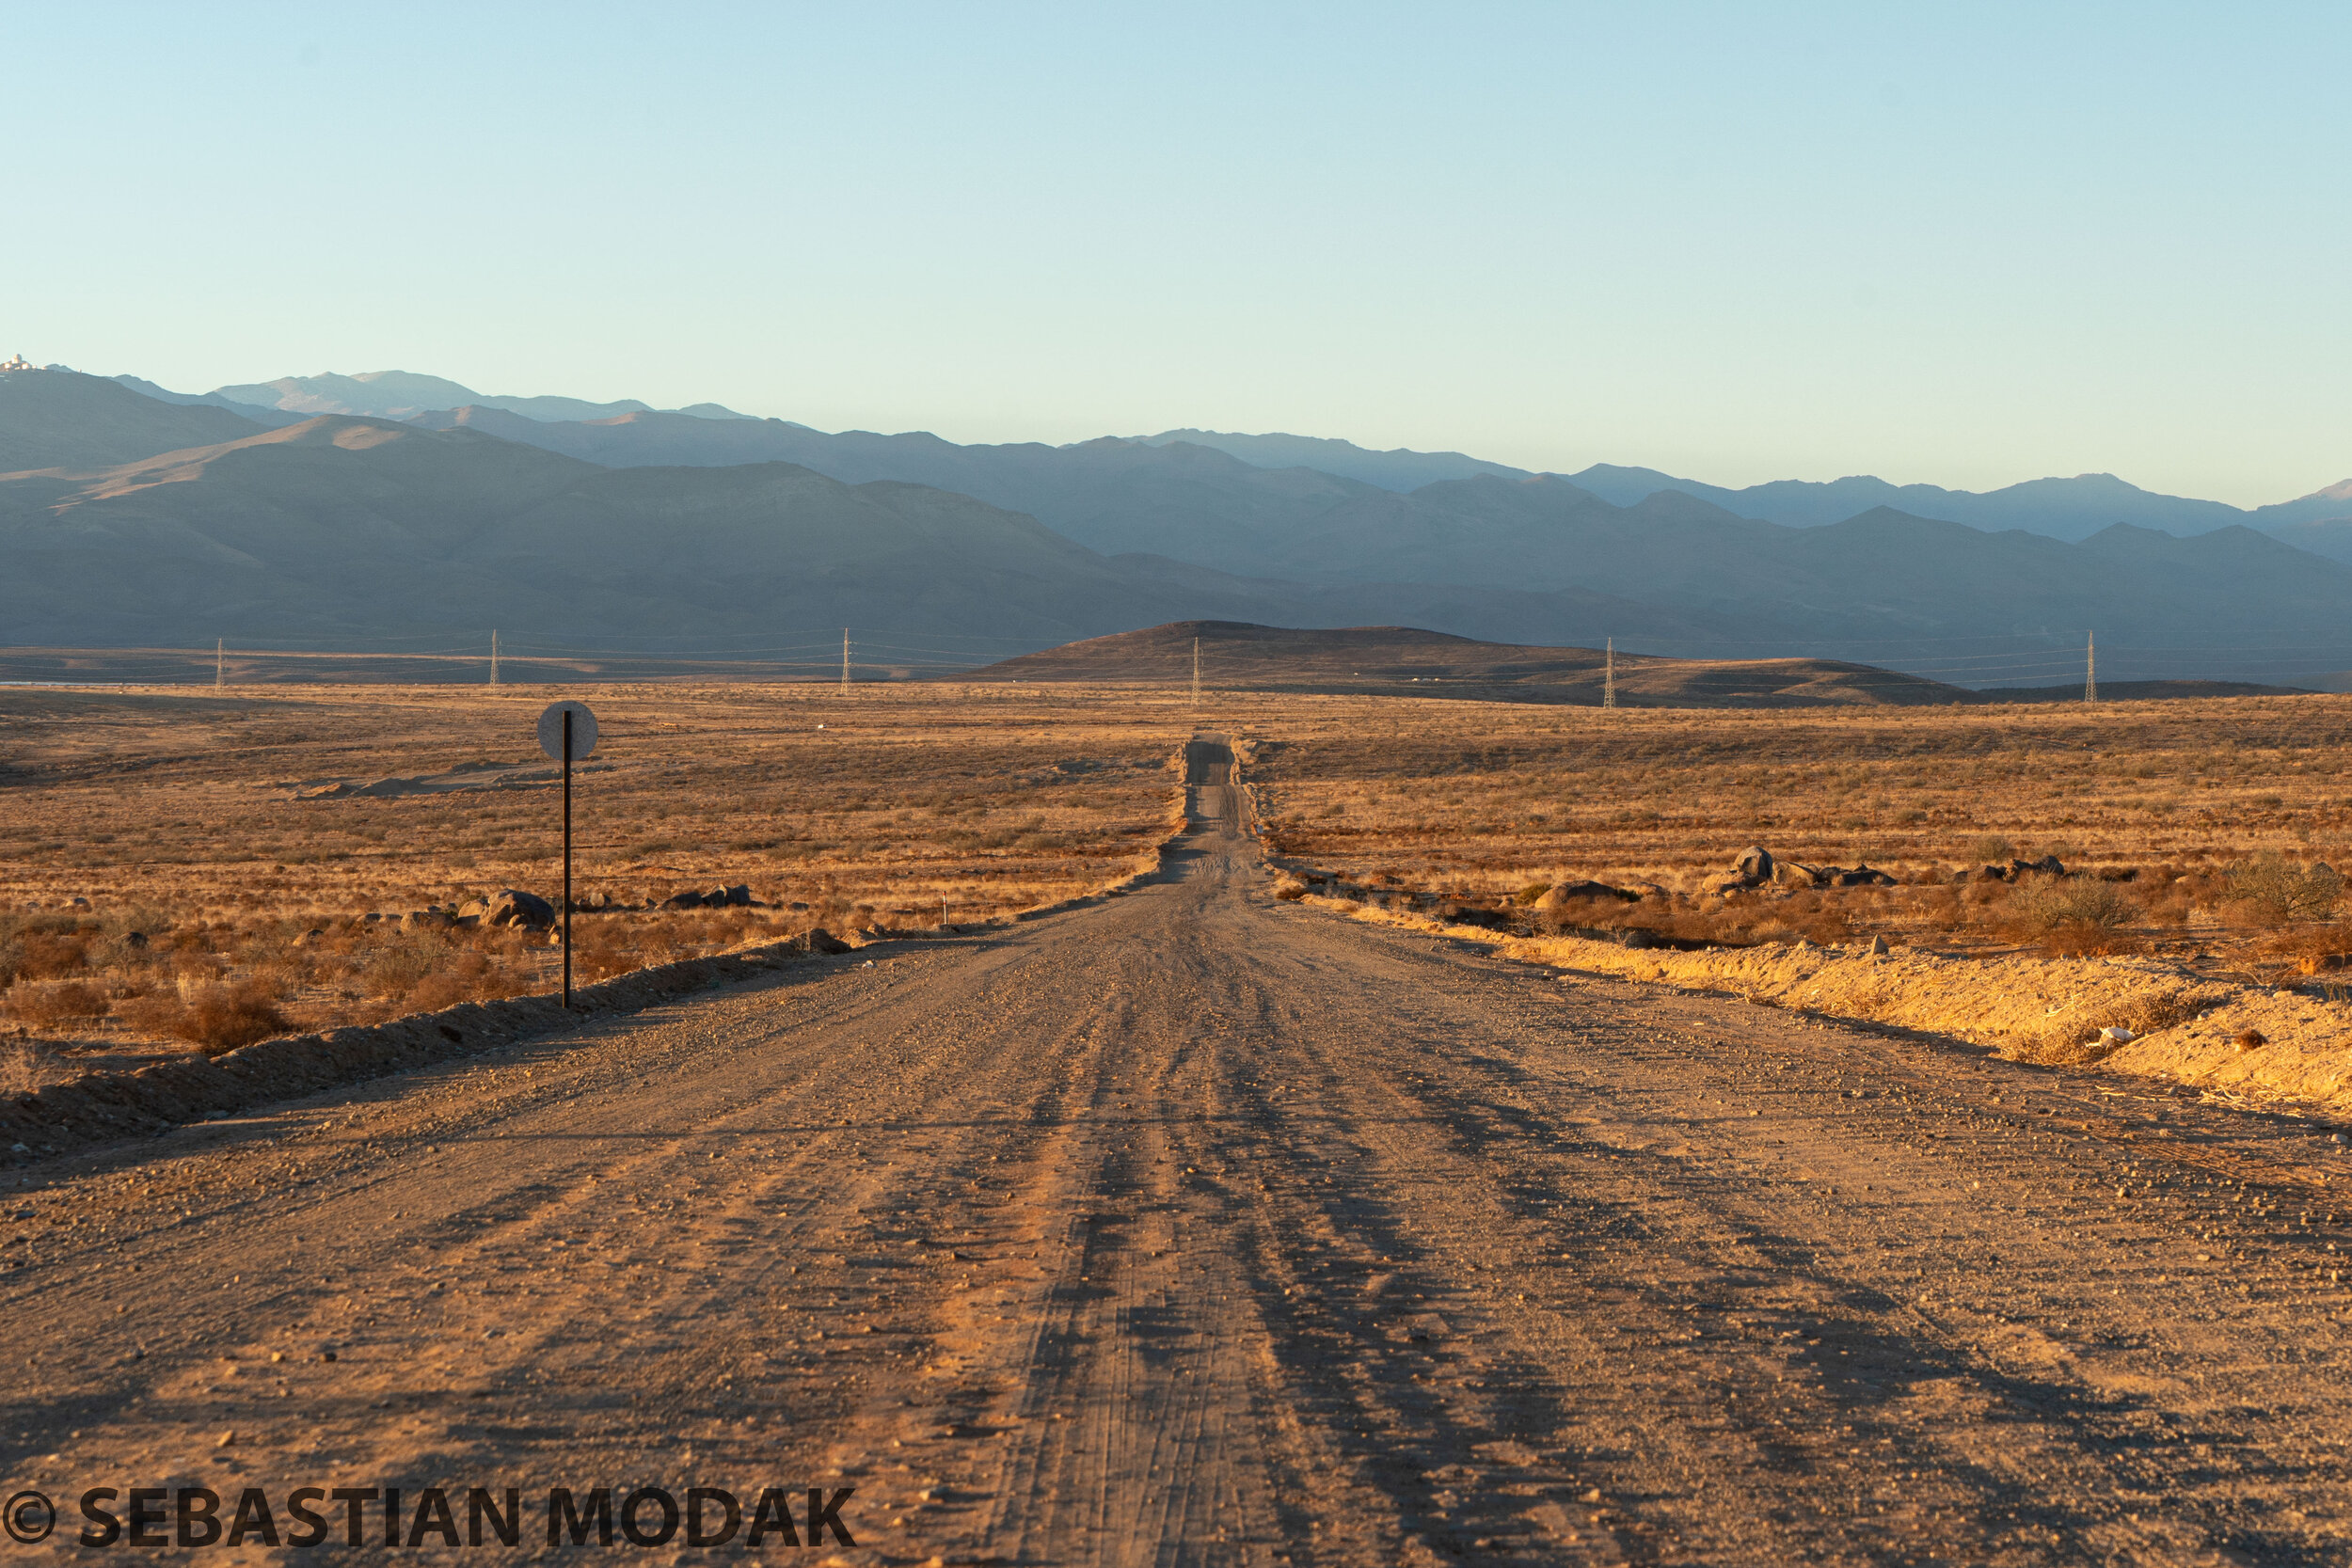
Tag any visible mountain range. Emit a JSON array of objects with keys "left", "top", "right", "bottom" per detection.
[
  {"left": 122, "top": 369, "right": 752, "bottom": 426},
  {"left": 101, "top": 369, "right": 2352, "bottom": 548},
  {"left": 0, "top": 364, "right": 2346, "bottom": 687}
]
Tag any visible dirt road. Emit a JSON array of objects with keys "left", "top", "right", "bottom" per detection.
[{"left": 8, "top": 737, "right": 2352, "bottom": 1564}]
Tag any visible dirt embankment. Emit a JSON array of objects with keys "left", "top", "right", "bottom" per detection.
[{"left": 1311, "top": 895, "right": 2352, "bottom": 1118}]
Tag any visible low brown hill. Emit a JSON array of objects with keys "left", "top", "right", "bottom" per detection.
[{"left": 970, "top": 622, "right": 1974, "bottom": 707}]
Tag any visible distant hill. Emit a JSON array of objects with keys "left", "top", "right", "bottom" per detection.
[
  {"left": 0, "top": 415, "right": 1282, "bottom": 646},
  {"left": 1137, "top": 436, "right": 2352, "bottom": 545},
  {"left": 110, "top": 375, "right": 311, "bottom": 428},
  {"left": 199, "top": 370, "right": 752, "bottom": 424},
  {"left": 1133, "top": 430, "right": 1531, "bottom": 491},
  {"left": 2250, "top": 513, "right": 2352, "bottom": 566},
  {"left": 2249, "top": 478, "right": 2352, "bottom": 529},
  {"left": 0, "top": 371, "right": 267, "bottom": 473},
  {"left": 399, "top": 404, "right": 2352, "bottom": 624},
  {"left": 1563, "top": 465, "right": 2260, "bottom": 542},
  {"left": 405, "top": 406, "right": 1391, "bottom": 565},
  {"left": 972, "top": 621, "right": 1975, "bottom": 707}
]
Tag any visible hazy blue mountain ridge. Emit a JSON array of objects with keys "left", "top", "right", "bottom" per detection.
[
  {"left": 1134, "top": 429, "right": 1532, "bottom": 490},
  {"left": 126, "top": 370, "right": 755, "bottom": 425},
  {"left": 10, "top": 368, "right": 2352, "bottom": 686}
]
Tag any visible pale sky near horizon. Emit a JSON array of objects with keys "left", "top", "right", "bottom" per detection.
[{"left": 5, "top": 3, "right": 2344, "bottom": 505}]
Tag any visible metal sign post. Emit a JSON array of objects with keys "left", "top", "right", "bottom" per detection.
[{"left": 536, "top": 701, "right": 599, "bottom": 1008}]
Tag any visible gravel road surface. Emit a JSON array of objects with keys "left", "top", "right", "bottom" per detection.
[{"left": 7, "top": 737, "right": 2350, "bottom": 1564}]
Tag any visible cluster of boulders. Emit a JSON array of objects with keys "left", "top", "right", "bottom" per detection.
[
  {"left": 1963, "top": 855, "right": 2067, "bottom": 882},
  {"left": 1538, "top": 879, "right": 1645, "bottom": 908},
  {"left": 369, "top": 890, "right": 560, "bottom": 932},
  {"left": 358, "top": 882, "right": 768, "bottom": 934},
  {"left": 660, "top": 884, "right": 755, "bottom": 911},
  {"left": 1707, "top": 847, "right": 1896, "bottom": 898}
]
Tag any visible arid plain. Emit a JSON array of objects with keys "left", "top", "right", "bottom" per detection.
[
  {"left": 10, "top": 683, "right": 2352, "bottom": 1093},
  {"left": 0, "top": 684, "right": 1184, "bottom": 1080},
  {"left": 8, "top": 697, "right": 2352, "bottom": 1567}
]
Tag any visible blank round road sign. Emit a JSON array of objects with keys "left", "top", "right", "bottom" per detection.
[{"left": 537, "top": 701, "right": 598, "bottom": 761}]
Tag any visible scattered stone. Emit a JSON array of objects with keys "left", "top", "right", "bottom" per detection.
[
  {"left": 1982, "top": 855, "right": 2068, "bottom": 881},
  {"left": 2098, "top": 1025, "right": 2136, "bottom": 1045},
  {"left": 1732, "top": 846, "right": 1774, "bottom": 884},
  {"left": 661, "top": 890, "right": 707, "bottom": 911},
  {"left": 484, "top": 889, "right": 556, "bottom": 930},
  {"left": 2235, "top": 1028, "right": 2267, "bottom": 1053},
  {"left": 1865, "top": 934, "right": 1889, "bottom": 955},
  {"left": 1538, "top": 879, "right": 1641, "bottom": 910}
]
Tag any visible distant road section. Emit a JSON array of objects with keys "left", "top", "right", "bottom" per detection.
[{"left": 7, "top": 736, "right": 2349, "bottom": 1561}]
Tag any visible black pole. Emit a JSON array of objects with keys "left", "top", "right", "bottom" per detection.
[{"left": 562, "top": 707, "right": 573, "bottom": 1009}]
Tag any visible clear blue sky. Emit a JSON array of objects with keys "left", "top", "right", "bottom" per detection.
[{"left": 7, "top": 3, "right": 2344, "bottom": 504}]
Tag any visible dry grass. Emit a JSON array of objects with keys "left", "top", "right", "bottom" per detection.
[
  {"left": 1238, "top": 691, "right": 2352, "bottom": 980},
  {"left": 0, "top": 682, "right": 1196, "bottom": 1065},
  {"left": 1227, "top": 686, "right": 2352, "bottom": 1111},
  {"left": 19, "top": 677, "right": 2352, "bottom": 1109}
]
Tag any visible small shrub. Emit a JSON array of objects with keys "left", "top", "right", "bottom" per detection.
[
  {"left": 2110, "top": 992, "right": 2196, "bottom": 1037},
  {"left": 2, "top": 979, "right": 110, "bottom": 1027},
  {"left": 129, "top": 980, "right": 290, "bottom": 1055},
  {"left": 364, "top": 938, "right": 449, "bottom": 998},
  {"left": 2220, "top": 851, "right": 2341, "bottom": 927},
  {"left": 10, "top": 927, "right": 93, "bottom": 982},
  {"left": 1914, "top": 887, "right": 1965, "bottom": 931},
  {"left": 0, "top": 1039, "right": 53, "bottom": 1095},
  {"left": 2006, "top": 878, "right": 2141, "bottom": 954},
  {"left": 1964, "top": 834, "right": 2017, "bottom": 865}
]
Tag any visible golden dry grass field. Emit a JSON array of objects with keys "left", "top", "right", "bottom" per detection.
[
  {"left": 0, "top": 683, "right": 1188, "bottom": 1076},
  {"left": 8, "top": 680, "right": 2352, "bottom": 1096},
  {"left": 1239, "top": 691, "right": 2352, "bottom": 971}
]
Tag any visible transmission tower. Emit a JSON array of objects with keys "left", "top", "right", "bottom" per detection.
[
  {"left": 490, "top": 629, "right": 500, "bottom": 687},
  {"left": 1602, "top": 637, "right": 1616, "bottom": 709},
  {"left": 215, "top": 638, "right": 224, "bottom": 689},
  {"left": 1192, "top": 636, "right": 1200, "bottom": 707},
  {"left": 841, "top": 628, "right": 850, "bottom": 694},
  {"left": 2085, "top": 632, "right": 2096, "bottom": 704}
]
